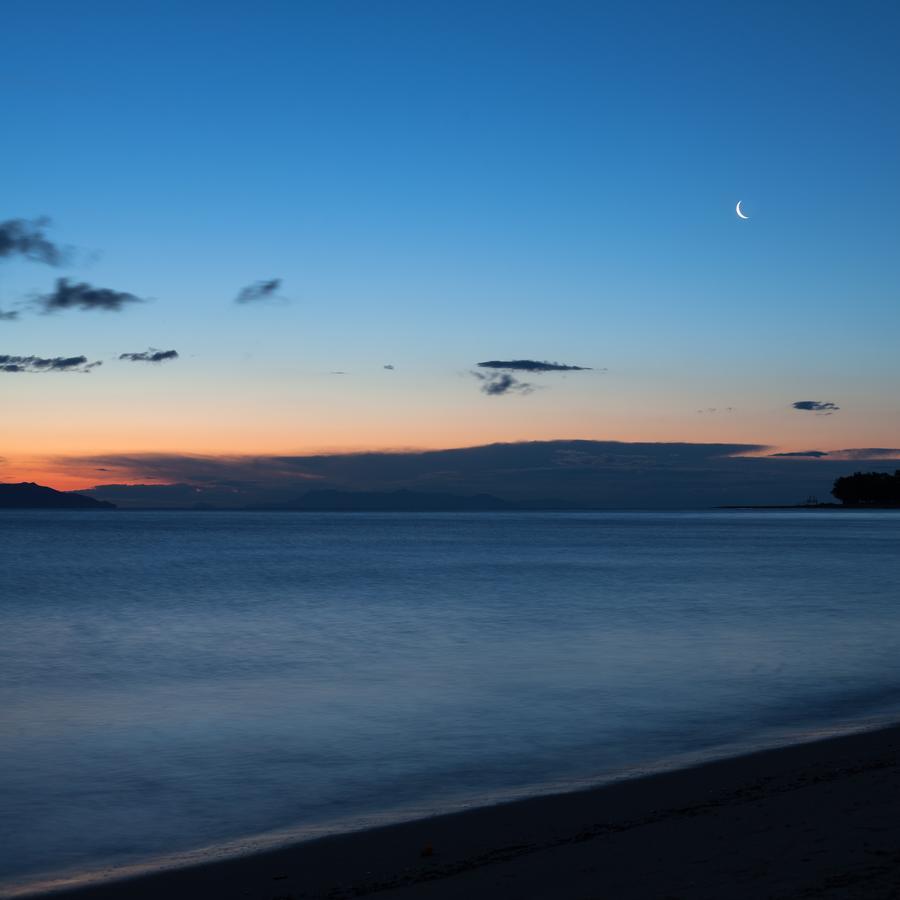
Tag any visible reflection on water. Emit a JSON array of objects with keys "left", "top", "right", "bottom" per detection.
[{"left": 2, "top": 510, "right": 900, "bottom": 891}]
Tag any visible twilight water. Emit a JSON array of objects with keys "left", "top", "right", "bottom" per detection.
[{"left": 2, "top": 510, "right": 900, "bottom": 894}]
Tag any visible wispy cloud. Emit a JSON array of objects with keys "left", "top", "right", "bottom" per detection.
[
  {"left": 383, "top": 364, "right": 395, "bottom": 370},
  {"left": 37, "top": 278, "right": 145, "bottom": 313},
  {"left": 0, "top": 309, "right": 19, "bottom": 321},
  {"left": 473, "top": 371, "right": 534, "bottom": 396},
  {"left": 768, "top": 447, "right": 900, "bottom": 460},
  {"left": 119, "top": 349, "right": 179, "bottom": 363},
  {"left": 234, "top": 279, "right": 284, "bottom": 304},
  {"left": 477, "top": 359, "right": 591, "bottom": 373},
  {"left": 0, "top": 217, "right": 69, "bottom": 266},
  {"left": 825, "top": 448, "right": 900, "bottom": 461},
  {"left": 792, "top": 400, "right": 840, "bottom": 414},
  {"left": 0, "top": 354, "right": 102, "bottom": 373}
]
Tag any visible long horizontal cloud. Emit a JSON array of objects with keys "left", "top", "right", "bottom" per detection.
[
  {"left": 0, "top": 309, "right": 18, "bottom": 321},
  {"left": 119, "top": 349, "right": 179, "bottom": 363},
  {"left": 792, "top": 400, "right": 839, "bottom": 413},
  {"left": 37, "top": 278, "right": 145, "bottom": 312},
  {"left": 770, "top": 450, "right": 829, "bottom": 458},
  {"left": 0, "top": 354, "right": 102, "bottom": 373},
  {"left": 477, "top": 359, "right": 591, "bottom": 372},
  {"left": 0, "top": 217, "right": 68, "bottom": 266},
  {"left": 235, "top": 279, "right": 283, "bottom": 304},
  {"left": 49, "top": 439, "right": 900, "bottom": 509},
  {"left": 61, "top": 439, "right": 766, "bottom": 492}
]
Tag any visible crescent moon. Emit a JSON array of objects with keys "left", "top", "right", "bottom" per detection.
[{"left": 736, "top": 200, "right": 749, "bottom": 219}]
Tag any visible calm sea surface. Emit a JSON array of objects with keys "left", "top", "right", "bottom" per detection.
[{"left": 2, "top": 510, "right": 900, "bottom": 893}]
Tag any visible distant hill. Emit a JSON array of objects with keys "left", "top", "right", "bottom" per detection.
[
  {"left": 0, "top": 482, "right": 116, "bottom": 509},
  {"left": 266, "top": 489, "right": 517, "bottom": 512}
]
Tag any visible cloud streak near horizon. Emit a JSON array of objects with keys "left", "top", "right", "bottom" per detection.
[
  {"left": 53, "top": 440, "right": 769, "bottom": 489},
  {"left": 770, "top": 450, "right": 830, "bottom": 458}
]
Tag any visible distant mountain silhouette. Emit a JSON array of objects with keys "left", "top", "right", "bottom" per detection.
[
  {"left": 0, "top": 482, "right": 116, "bottom": 509},
  {"left": 266, "top": 489, "right": 517, "bottom": 512}
]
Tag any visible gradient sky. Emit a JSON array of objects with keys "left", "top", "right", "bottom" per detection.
[{"left": 2, "top": 0, "right": 899, "bottom": 488}]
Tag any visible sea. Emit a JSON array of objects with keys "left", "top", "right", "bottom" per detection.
[{"left": 2, "top": 509, "right": 900, "bottom": 895}]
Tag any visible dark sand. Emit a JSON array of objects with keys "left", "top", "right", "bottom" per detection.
[{"left": 27, "top": 723, "right": 900, "bottom": 899}]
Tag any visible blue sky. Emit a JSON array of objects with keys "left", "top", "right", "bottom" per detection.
[{"left": 1, "top": 0, "right": 899, "bottom": 480}]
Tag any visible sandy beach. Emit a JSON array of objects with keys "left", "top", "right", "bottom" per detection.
[{"left": 21, "top": 721, "right": 900, "bottom": 900}]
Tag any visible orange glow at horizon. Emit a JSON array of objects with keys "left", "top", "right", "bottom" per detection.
[
  {"left": 4, "top": 357, "right": 895, "bottom": 492},
  {"left": 4, "top": 373, "right": 895, "bottom": 491}
]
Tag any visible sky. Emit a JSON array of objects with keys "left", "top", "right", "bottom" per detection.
[{"left": 1, "top": 0, "right": 898, "bottom": 491}]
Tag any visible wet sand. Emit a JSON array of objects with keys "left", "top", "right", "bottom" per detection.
[{"left": 24, "top": 722, "right": 900, "bottom": 899}]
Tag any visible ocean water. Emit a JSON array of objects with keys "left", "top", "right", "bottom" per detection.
[{"left": 2, "top": 509, "right": 900, "bottom": 894}]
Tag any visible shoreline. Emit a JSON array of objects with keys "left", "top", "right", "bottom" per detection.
[
  {"left": 11, "top": 719, "right": 900, "bottom": 899},
  {"left": 719, "top": 504, "right": 900, "bottom": 510}
]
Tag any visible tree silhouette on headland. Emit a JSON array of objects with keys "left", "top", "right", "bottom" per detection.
[{"left": 832, "top": 471, "right": 900, "bottom": 506}]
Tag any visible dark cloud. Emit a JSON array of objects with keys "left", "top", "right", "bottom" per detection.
[
  {"left": 697, "top": 407, "right": 734, "bottom": 414},
  {"left": 235, "top": 279, "right": 283, "bottom": 304},
  {"left": 0, "top": 309, "right": 19, "bottom": 321},
  {"left": 64, "top": 441, "right": 769, "bottom": 508},
  {"left": 384, "top": 364, "right": 395, "bottom": 370},
  {"left": 119, "top": 349, "right": 179, "bottom": 363},
  {"left": 770, "top": 450, "right": 830, "bottom": 458},
  {"left": 792, "top": 400, "right": 840, "bottom": 414},
  {"left": 0, "top": 217, "right": 68, "bottom": 266},
  {"left": 37, "top": 278, "right": 145, "bottom": 313},
  {"left": 0, "top": 354, "right": 102, "bottom": 373},
  {"left": 477, "top": 359, "right": 591, "bottom": 373},
  {"left": 63, "top": 440, "right": 900, "bottom": 510},
  {"left": 473, "top": 371, "right": 534, "bottom": 396}
]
